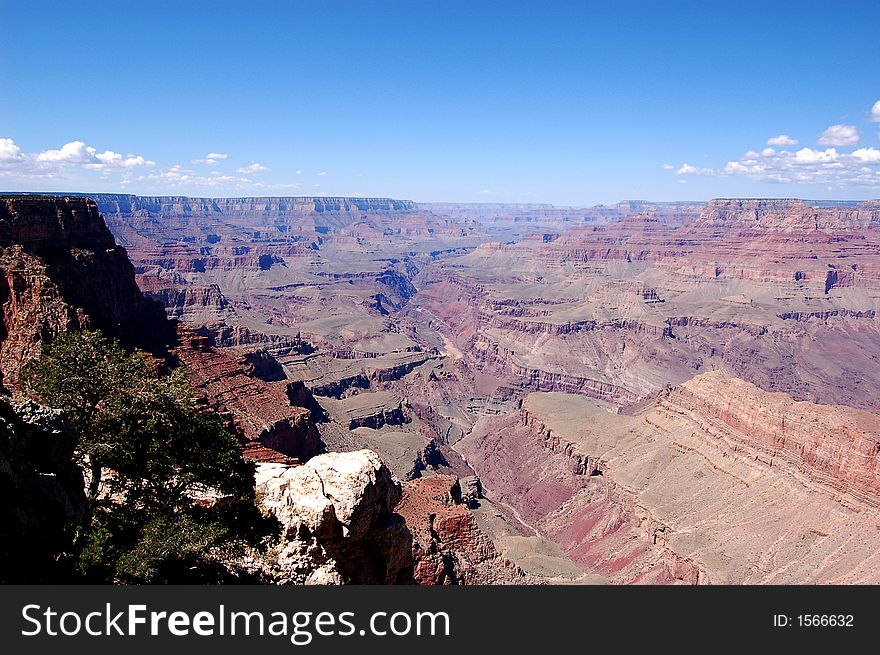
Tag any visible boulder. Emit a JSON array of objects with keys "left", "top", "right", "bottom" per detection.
[{"left": 251, "top": 449, "right": 413, "bottom": 584}]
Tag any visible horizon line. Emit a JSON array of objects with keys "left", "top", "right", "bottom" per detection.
[{"left": 2, "top": 191, "right": 878, "bottom": 208}]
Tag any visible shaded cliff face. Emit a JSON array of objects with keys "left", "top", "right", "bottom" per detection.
[
  {"left": 0, "top": 196, "right": 172, "bottom": 387},
  {"left": 0, "top": 397, "right": 86, "bottom": 583}
]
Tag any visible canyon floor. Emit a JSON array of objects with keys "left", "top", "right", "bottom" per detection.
[{"left": 85, "top": 193, "right": 880, "bottom": 584}]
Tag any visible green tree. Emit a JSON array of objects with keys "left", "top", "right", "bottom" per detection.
[{"left": 22, "top": 330, "right": 277, "bottom": 582}]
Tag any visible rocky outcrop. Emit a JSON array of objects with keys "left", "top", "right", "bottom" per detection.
[
  {"left": 306, "top": 352, "right": 438, "bottom": 398},
  {"left": 174, "top": 329, "right": 323, "bottom": 463},
  {"left": 249, "top": 450, "right": 413, "bottom": 584},
  {"left": 395, "top": 475, "right": 527, "bottom": 585},
  {"left": 0, "top": 395, "right": 86, "bottom": 583},
  {"left": 145, "top": 284, "right": 232, "bottom": 321},
  {"left": 0, "top": 196, "right": 172, "bottom": 387},
  {"left": 459, "top": 401, "right": 704, "bottom": 585}
]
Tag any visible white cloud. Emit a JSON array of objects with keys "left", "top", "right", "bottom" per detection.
[
  {"left": 235, "top": 162, "right": 269, "bottom": 174},
  {"left": 676, "top": 163, "right": 714, "bottom": 175},
  {"left": 478, "top": 188, "right": 493, "bottom": 195},
  {"left": 722, "top": 146, "right": 877, "bottom": 186},
  {"left": 296, "top": 170, "right": 302, "bottom": 175},
  {"left": 135, "top": 164, "right": 306, "bottom": 193},
  {"left": 0, "top": 136, "right": 313, "bottom": 195},
  {"left": 666, "top": 143, "right": 880, "bottom": 188},
  {"left": 94, "top": 151, "right": 152, "bottom": 168},
  {"left": 794, "top": 147, "right": 839, "bottom": 163},
  {"left": 36, "top": 141, "right": 95, "bottom": 163},
  {"left": 0, "top": 138, "right": 25, "bottom": 163},
  {"left": 818, "top": 124, "right": 860, "bottom": 146},
  {"left": 767, "top": 134, "right": 798, "bottom": 146},
  {"left": 316, "top": 171, "right": 328, "bottom": 176},
  {"left": 852, "top": 147, "right": 880, "bottom": 163},
  {"left": 662, "top": 107, "right": 880, "bottom": 188},
  {"left": 191, "top": 152, "right": 228, "bottom": 165},
  {"left": 32, "top": 140, "right": 154, "bottom": 170}
]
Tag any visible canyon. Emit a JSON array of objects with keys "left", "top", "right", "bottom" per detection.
[{"left": 3, "top": 192, "right": 880, "bottom": 584}]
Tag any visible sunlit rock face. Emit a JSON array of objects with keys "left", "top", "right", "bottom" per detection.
[{"left": 250, "top": 449, "right": 413, "bottom": 585}]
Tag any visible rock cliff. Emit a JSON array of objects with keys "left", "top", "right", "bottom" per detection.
[
  {"left": 249, "top": 449, "right": 413, "bottom": 584},
  {"left": 174, "top": 328, "right": 324, "bottom": 463},
  {"left": 0, "top": 196, "right": 172, "bottom": 387},
  {"left": 689, "top": 198, "right": 880, "bottom": 233},
  {"left": 395, "top": 475, "right": 528, "bottom": 584}
]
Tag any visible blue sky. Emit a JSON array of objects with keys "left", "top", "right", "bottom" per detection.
[{"left": 1, "top": 0, "right": 878, "bottom": 204}]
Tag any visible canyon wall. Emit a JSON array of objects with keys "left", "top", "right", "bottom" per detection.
[
  {"left": 460, "top": 374, "right": 880, "bottom": 584},
  {"left": 0, "top": 196, "right": 172, "bottom": 387},
  {"left": 412, "top": 198, "right": 880, "bottom": 410}
]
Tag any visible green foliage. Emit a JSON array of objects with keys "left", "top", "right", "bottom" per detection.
[{"left": 22, "top": 330, "right": 277, "bottom": 583}]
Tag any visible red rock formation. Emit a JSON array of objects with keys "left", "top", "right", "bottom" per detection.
[
  {"left": 396, "top": 475, "right": 527, "bottom": 584},
  {"left": 174, "top": 327, "right": 323, "bottom": 463},
  {"left": 460, "top": 373, "right": 880, "bottom": 584},
  {"left": 0, "top": 196, "right": 171, "bottom": 387},
  {"left": 662, "top": 371, "right": 880, "bottom": 508},
  {"left": 459, "top": 406, "right": 704, "bottom": 584},
  {"left": 688, "top": 198, "right": 880, "bottom": 233}
]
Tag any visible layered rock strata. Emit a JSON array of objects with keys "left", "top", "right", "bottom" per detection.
[
  {"left": 460, "top": 374, "right": 880, "bottom": 584},
  {"left": 395, "top": 475, "right": 528, "bottom": 585},
  {"left": 174, "top": 329, "right": 323, "bottom": 462},
  {"left": 0, "top": 196, "right": 171, "bottom": 387}
]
